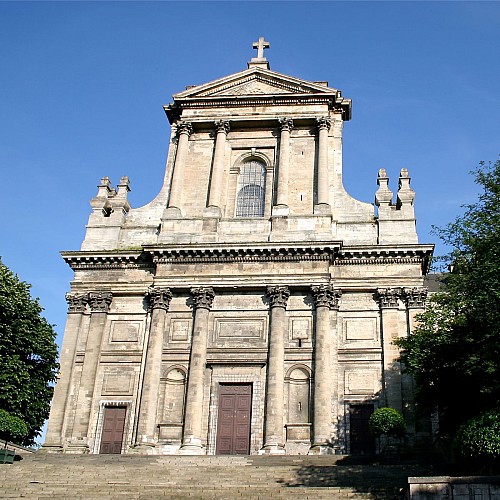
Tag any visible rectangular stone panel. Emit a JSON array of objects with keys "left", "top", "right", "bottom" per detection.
[
  {"left": 214, "top": 318, "right": 265, "bottom": 341},
  {"left": 343, "top": 317, "right": 378, "bottom": 342},
  {"left": 289, "top": 318, "right": 310, "bottom": 340},
  {"left": 102, "top": 369, "right": 135, "bottom": 396},
  {"left": 109, "top": 320, "right": 142, "bottom": 343},
  {"left": 170, "top": 319, "right": 191, "bottom": 342},
  {"left": 344, "top": 370, "right": 379, "bottom": 395}
]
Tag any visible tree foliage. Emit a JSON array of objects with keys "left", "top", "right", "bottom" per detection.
[
  {"left": 396, "top": 159, "right": 500, "bottom": 436},
  {"left": 0, "top": 259, "right": 59, "bottom": 445},
  {"left": 0, "top": 409, "right": 28, "bottom": 445},
  {"left": 369, "top": 408, "right": 406, "bottom": 438}
]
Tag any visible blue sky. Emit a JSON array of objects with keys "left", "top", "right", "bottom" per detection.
[{"left": 1, "top": 1, "right": 499, "bottom": 356}]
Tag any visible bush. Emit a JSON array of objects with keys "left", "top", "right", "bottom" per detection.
[
  {"left": 454, "top": 409, "right": 500, "bottom": 471},
  {"left": 0, "top": 409, "right": 28, "bottom": 445},
  {"left": 369, "top": 407, "right": 406, "bottom": 438}
]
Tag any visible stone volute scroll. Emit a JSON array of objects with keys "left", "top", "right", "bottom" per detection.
[
  {"left": 206, "top": 120, "right": 230, "bottom": 216},
  {"left": 65, "top": 293, "right": 88, "bottom": 314},
  {"left": 87, "top": 291, "right": 113, "bottom": 313},
  {"left": 274, "top": 118, "right": 294, "bottom": 212},
  {"left": 166, "top": 121, "right": 193, "bottom": 215},
  {"left": 136, "top": 286, "right": 174, "bottom": 448},
  {"left": 180, "top": 286, "right": 215, "bottom": 453},
  {"left": 262, "top": 285, "right": 290, "bottom": 454},
  {"left": 316, "top": 117, "right": 332, "bottom": 208},
  {"left": 310, "top": 285, "right": 342, "bottom": 453}
]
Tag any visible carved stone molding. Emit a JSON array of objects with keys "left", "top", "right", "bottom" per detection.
[
  {"left": 376, "top": 288, "right": 401, "bottom": 309},
  {"left": 66, "top": 293, "right": 88, "bottom": 313},
  {"left": 190, "top": 287, "right": 215, "bottom": 310},
  {"left": 88, "top": 291, "right": 113, "bottom": 313},
  {"left": 214, "top": 120, "right": 230, "bottom": 134},
  {"left": 278, "top": 117, "right": 294, "bottom": 132},
  {"left": 266, "top": 285, "right": 290, "bottom": 309},
  {"left": 403, "top": 287, "right": 428, "bottom": 308},
  {"left": 146, "top": 287, "right": 173, "bottom": 311},
  {"left": 176, "top": 121, "right": 193, "bottom": 137},
  {"left": 316, "top": 116, "right": 331, "bottom": 131},
  {"left": 311, "top": 285, "right": 342, "bottom": 310}
]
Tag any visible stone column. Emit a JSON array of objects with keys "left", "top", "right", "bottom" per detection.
[
  {"left": 71, "top": 291, "right": 112, "bottom": 450},
  {"left": 275, "top": 118, "right": 293, "bottom": 209},
  {"left": 135, "top": 287, "right": 172, "bottom": 447},
  {"left": 206, "top": 120, "right": 230, "bottom": 215},
  {"left": 316, "top": 117, "right": 331, "bottom": 207},
  {"left": 377, "top": 288, "right": 403, "bottom": 412},
  {"left": 44, "top": 293, "right": 88, "bottom": 451},
  {"left": 261, "top": 285, "right": 290, "bottom": 454},
  {"left": 180, "top": 287, "right": 214, "bottom": 453},
  {"left": 310, "top": 285, "right": 341, "bottom": 453},
  {"left": 167, "top": 121, "right": 193, "bottom": 213}
]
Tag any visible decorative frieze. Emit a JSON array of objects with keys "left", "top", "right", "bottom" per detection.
[
  {"left": 376, "top": 288, "right": 401, "bottom": 309},
  {"left": 66, "top": 293, "right": 88, "bottom": 313},
  {"left": 266, "top": 285, "right": 290, "bottom": 309},
  {"left": 311, "top": 285, "right": 342, "bottom": 310},
  {"left": 146, "top": 286, "right": 173, "bottom": 311},
  {"left": 190, "top": 287, "right": 215, "bottom": 310},
  {"left": 403, "top": 287, "right": 428, "bottom": 308},
  {"left": 88, "top": 291, "right": 113, "bottom": 313}
]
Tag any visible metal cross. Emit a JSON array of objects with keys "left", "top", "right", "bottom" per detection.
[{"left": 252, "top": 37, "right": 270, "bottom": 59}]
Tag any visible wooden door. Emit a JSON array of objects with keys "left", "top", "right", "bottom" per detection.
[
  {"left": 99, "top": 406, "right": 126, "bottom": 454},
  {"left": 349, "top": 404, "right": 375, "bottom": 455},
  {"left": 216, "top": 384, "right": 252, "bottom": 455}
]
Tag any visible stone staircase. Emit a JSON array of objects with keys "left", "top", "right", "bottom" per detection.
[{"left": 0, "top": 454, "right": 436, "bottom": 499}]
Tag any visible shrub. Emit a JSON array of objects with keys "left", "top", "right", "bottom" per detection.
[
  {"left": 0, "top": 409, "right": 28, "bottom": 445},
  {"left": 454, "top": 409, "right": 500, "bottom": 470},
  {"left": 369, "top": 407, "right": 406, "bottom": 438}
]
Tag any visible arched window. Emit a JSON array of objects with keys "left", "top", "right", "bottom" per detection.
[{"left": 236, "top": 160, "right": 266, "bottom": 217}]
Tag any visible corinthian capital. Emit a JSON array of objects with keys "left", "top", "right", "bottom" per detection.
[
  {"left": 376, "top": 288, "right": 401, "bottom": 309},
  {"left": 176, "top": 121, "right": 193, "bottom": 137},
  {"left": 190, "top": 287, "right": 215, "bottom": 310},
  {"left": 66, "top": 293, "right": 88, "bottom": 313},
  {"left": 146, "top": 287, "right": 173, "bottom": 311},
  {"left": 311, "top": 285, "right": 342, "bottom": 310},
  {"left": 214, "top": 120, "right": 230, "bottom": 134},
  {"left": 266, "top": 286, "right": 290, "bottom": 309},
  {"left": 88, "top": 291, "right": 113, "bottom": 313},
  {"left": 403, "top": 287, "right": 428, "bottom": 308},
  {"left": 278, "top": 117, "right": 294, "bottom": 132},
  {"left": 316, "top": 116, "right": 331, "bottom": 131}
]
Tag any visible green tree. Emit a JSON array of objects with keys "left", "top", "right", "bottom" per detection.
[
  {"left": 396, "top": 159, "right": 500, "bottom": 437},
  {"left": 0, "top": 259, "right": 59, "bottom": 445}
]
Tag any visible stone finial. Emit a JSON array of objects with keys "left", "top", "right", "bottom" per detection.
[
  {"left": 376, "top": 288, "right": 401, "bottom": 308},
  {"left": 248, "top": 37, "right": 270, "bottom": 69},
  {"left": 190, "top": 287, "right": 215, "bottom": 310},
  {"left": 375, "top": 169, "right": 393, "bottom": 206},
  {"left": 88, "top": 291, "right": 113, "bottom": 313},
  {"left": 146, "top": 287, "right": 173, "bottom": 311},
  {"left": 108, "top": 175, "right": 131, "bottom": 214},
  {"left": 397, "top": 168, "right": 415, "bottom": 206},
  {"left": 311, "top": 285, "right": 342, "bottom": 310},
  {"left": 90, "top": 177, "right": 112, "bottom": 214},
  {"left": 266, "top": 286, "right": 290, "bottom": 309},
  {"left": 66, "top": 293, "right": 88, "bottom": 313},
  {"left": 403, "top": 287, "right": 428, "bottom": 308}
]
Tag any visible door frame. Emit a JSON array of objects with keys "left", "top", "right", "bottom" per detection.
[{"left": 93, "top": 401, "right": 131, "bottom": 454}]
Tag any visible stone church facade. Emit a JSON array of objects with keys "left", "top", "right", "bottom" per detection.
[{"left": 44, "top": 40, "right": 433, "bottom": 456}]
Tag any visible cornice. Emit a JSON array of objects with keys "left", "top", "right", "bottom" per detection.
[{"left": 61, "top": 251, "right": 153, "bottom": 271}]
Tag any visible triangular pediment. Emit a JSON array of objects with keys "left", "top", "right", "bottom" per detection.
[{"left": 174, "top": 67, "right": 338, "bottom": 100}]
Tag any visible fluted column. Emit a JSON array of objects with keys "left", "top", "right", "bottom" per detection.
[
  {"left": 135, "top": 287, "right": 172, "bottom": 446},
  {"left": 207, "top": 120, "right": 230, "bottom": 213},
  {"left": 275, "top": 118, "right": 293, "bottom": 208},
  {"left": 309, "top": 285, "right": 341, "bottom": 453},
  {"left": 167, "top": 121, "right": 193, "bottom": 213},
  {"left": 71, "top": 291, "right": 112, "bottom": 449},
  {"left": 261, "top": 285, "right": 290, "bottom": 454},
  {"left": 44, "top": 293, "right": 88, "bottom": 450},
  {"left": 316, "top": 117, "right": 331, "bottom": 207},
  {"left": 180, "top": 287, "right": 214, "bottom": 453},
  {"left": 377, "top": 288, "right": 403, "bottom": 411}
]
